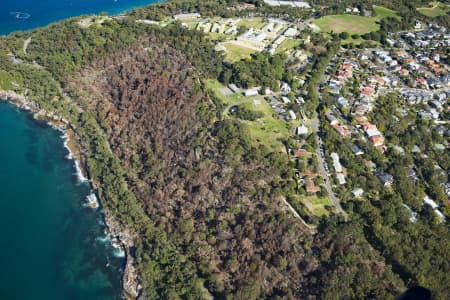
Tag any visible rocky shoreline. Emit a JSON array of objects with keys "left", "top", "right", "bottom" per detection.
[{"left": 0, "top": 90, "right": 142, "bottom": 299}]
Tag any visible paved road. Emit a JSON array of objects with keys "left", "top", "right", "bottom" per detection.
[
  {"left": 306, "top": 61, "right": 347, "bottom": 217},
  {"left": 380, "top": 86, "right": 449, "bottom": 94},
  {"left": 310, "top": 116, "right": 346, "bottom": 216}
]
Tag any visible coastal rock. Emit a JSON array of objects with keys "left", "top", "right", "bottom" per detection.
[
  {"left": 123, "top": 248, "right": 140, "bottom": 299},
  {"left": 103, "top": 212, "right": 140, "bottom": 299}
]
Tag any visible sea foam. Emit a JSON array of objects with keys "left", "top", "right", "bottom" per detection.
[
  {"left": 85, "top": 192, "right": 99, "bottom": 209},
  {"left": 74, "top": 159, "right": 88, "bottom": 183}
]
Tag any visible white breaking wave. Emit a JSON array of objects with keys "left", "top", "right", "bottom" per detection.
[
  {"left": 112, "top": 247, "right": 126, "bottom": 258},
  {"left": 61, "top": 133, "right": 74, "bottom": 160},
  {"left": 111, "top": 239, "right": 126, "bottom": 258},
  {"left": 74, "top": 159, "right": 88, "bottom": 183},
  {"left": 96, "top": 235, "right": 110, "bottom": 243},
  {"left": 58, "top": 129, "right": 85, "bottom": 181},
  {"left": 85, "top": 192, "right": 99, "bottom": 209}
]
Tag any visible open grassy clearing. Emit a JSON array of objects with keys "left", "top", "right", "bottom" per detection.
[
  {"left": 222, "top": 42, "right": 258, "bottom": 62},
  {"left": 340, "top": 37, "right": 380, "bottom": 46},
  {"left": 204, "top": 79, "right": 291, "bottom": 151},
  {"left": 184, "top": 21, "right": 198, "bottom": 30},
  {"left": 373, "top": 5, "right": 402, "bottom": 20},
  {"left": 275, "top": 38, "right": 301, "bottom": 54},
  {"left": 237, "top": 17, "right": 265, "bottom": 29},
  {"left": 314, "top": 5, "right": 400, "bottom": 34},
  {"left": 302, "top": 196, "right": 331, "bottom": 216},
  {"left": 314, "top": 14, "right": 380, "bottom": 34},
  {"left": 417, "top": 1, "right": 449, "bottom": 17},
  {"left": 205, "top": 32, "right": 229, "bottom": 41}
]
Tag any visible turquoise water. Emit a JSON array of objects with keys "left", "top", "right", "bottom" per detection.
[
  {"left": 1, "top": 0, "right": 158, "bottom": 35},
  {"left": 0, "top": 1, "right": 161, "bottom": 298},
  {"left": 0, "top": 102, "right": 124, "bottom": 299}
]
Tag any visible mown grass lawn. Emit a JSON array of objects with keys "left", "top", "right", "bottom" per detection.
[
  {"left": 314, "top": 14, "right": 380, "bottom": 34},
  {"left": 237, "top": 17, "right": 265, "bottom": 29},
  {"left": 302, "top": 196, "right": 331, "bottom": 216},
  {"left": 204, "top": 79, "right": 291, "bottom": 152},
  {"left": 314, "top": 5, "right": 400, "bottom": 34},
  {"left": 221, "top": 42, "right": 257, "bottom": 62},
  {"left": 417, "top": 1, "right": 449, "bottom": 17},
  {"left": 275, "top": 38, "right": 301, "bottom": 54}
]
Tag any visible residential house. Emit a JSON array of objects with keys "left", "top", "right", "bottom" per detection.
[
  {"left": 370, "top": 135, "right": 385, "bottom": 147},
  {"left": 281, "top": 82, "right": 291, "bottom": 94},
  {"left": 244, "top": 87, "right": 260, "bottom": 96},
  {"left": 364, "top": 160, "right": 377, "bottom": 171},
  {"left": 297, "top": 125, "right": 309, "bottom": 135},
  {"left": 352, "top": 144, "right": 364, "bottom": 156},
  {"left": 332, "top": 124, "right": 352, "bottom": 137},
  {"left": 365, "top": 124, "right": 382, "bottom": 137},
  {"left": 352, "top": 188, "right": 364, "bottom": 197},
  {"left": 284, "top": 27, "right": 297, "bottom": 37},
  {"left": 377, "top": 172, "right": 394, "bottom": 187},
  {"left": 360, "top": 86, "right": 375, "bottom": 97},
  {"left": 173, "top": 13, "right": 201, "bottom": 19},
  {"left": 288, "top": 110, "right": 297, "bottom": 120},
  {"left": 331, "top": 152, "right": 343, "bottom": 173},
  {"left": 325, "top": 112, "right": 338, "bottom": 126},
  {"left": 336, "top": 173, "right": 346, "bottom": 185},
  {"left": 281, "top": 96, "right": 291, "bottom": 104},
  {"left": 305, "top": 178, "right": 320, "bottom": 194},
  {"left": 414, "top": 20, "right": 422, "bottom": 29},
  {"left": 406, "top": 167, "right": 419, "bottom": 182},
  {"left": 417, "top": 77, "right": 428, "bottom": 88},
  {"left": 399, "top": 68, "right": 409, "bottom": 76},
  {"left": 293, "top": 149, "right": 311, "bottom": 158},
  {"left": 337, "top": 97, "right": 349, "bottom": 107}
]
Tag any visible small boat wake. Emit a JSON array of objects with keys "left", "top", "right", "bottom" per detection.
[{"left": 9, "top": 12, "right": 31, "bottom": 22}]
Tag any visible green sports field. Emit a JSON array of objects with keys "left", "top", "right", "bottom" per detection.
[
  {"left": 314, "top": 15, "right": 379, "bottom": 34},
  {"left": 314, "top": 5, "right": 400, "bottom": 34}
]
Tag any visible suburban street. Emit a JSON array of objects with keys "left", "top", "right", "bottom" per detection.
[{"left": 310, "top": 115, "right": 346, "bottom": 216}]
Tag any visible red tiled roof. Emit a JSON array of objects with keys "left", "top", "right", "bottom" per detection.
[
  {"left": 332, "top": 124, "right": 351, "bottom": 136},
  {"left": 395, "top": 50, "right": 407, "bottom": 57},
  {"left": 293, "top": 149, "right": 311, "bottom": 158},
  {"left": 361, "top": 87, "right": 374, "bottom": 96},
  {"left": 370, "top": 135, "right": 384, "bottom": 147},
  {"left": 417, "top": 78, "right": 427, "bottom": 84},
  {"left": 306, "top": 179, "right": 320, "bottom": 193},
  {"left": 373, "top": 75, "right": 385, "bottom": 84}
]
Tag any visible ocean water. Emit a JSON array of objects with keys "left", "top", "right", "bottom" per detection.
[
  {"left": 0, "top": 102, "right": 125, "bottom": 299},
  {"left": 0, "top": 1, "right": 160, "bottom": 298},
  {"left": 0, "top": 0, "right": 158, "bottom": 35}
]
